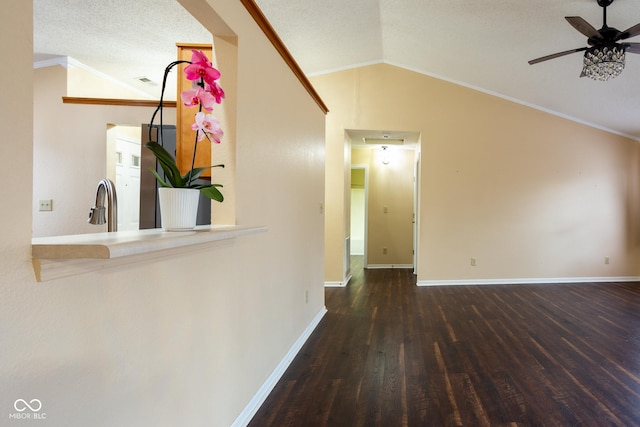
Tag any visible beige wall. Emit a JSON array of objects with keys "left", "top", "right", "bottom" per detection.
[
  {"left": 210, "top": 35, "right": 238, "bottom": 225},
  {"left": 313, "top": 63, "right": 640, "bottom": 283},
  {"left": 3, "top": 2, "right": 325, "bottom": 427},
  {"left": 352, "top": 147, "right": 414, "bottom": 266},
  {"left": 322, "top": 77, "right": 356, "bottom": 283}
]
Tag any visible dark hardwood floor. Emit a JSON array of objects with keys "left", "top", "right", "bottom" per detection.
[{"left": 249, "top": 258, "right": 640, "bottom": 426}]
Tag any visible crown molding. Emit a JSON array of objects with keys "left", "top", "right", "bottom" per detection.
[{"left": 34, "top": 56, "right": 155, "bottom": 100}]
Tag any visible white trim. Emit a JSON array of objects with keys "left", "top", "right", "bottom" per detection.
[
  {"left": 417, "top": 276, "right": 640, "bottom": 286},
  {"left": 412, "top": 151, "right": 421, "bottom": 276},
  {"left": 306, "top": 60, "right": 384, "bottom": 77},
  {"left": 231, "top": 306, "right": 328, "bottom": 427},
  {"left": 367, "top": 264, "right": 413, "bottom": 269},
  {"left": 325, "top": 273, "right": 352, "bottom": 287},
  {"left": 34, "top": 56, "right": 72, "bottom": 69},
  {"left": 324, "top": 281, "right": 344, "bottom": 287},
  {"left": 34, "top": 56, "right": 155, "bottom": 100}
]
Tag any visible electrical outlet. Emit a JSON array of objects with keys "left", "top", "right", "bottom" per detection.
[
  {"left": 604, "top": 257, "right": 610, "bottom": 265},
  {"left": 383, "top": 247, "right": 388, "bottom": 255},
  {"left": 38, "top": 199, "right": 52, "bottom": 211},
  {"left": 471, "top": 258, "right": 477, "bottom": 267},
  {"left": 305, "top": 290, "right": 309, "bottom": 304}
]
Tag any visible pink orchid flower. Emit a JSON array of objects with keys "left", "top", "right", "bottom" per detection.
[
  {"left": 191, "top": 49, "right": 211, "bottom": 66},
  {"left": 191, "top": 112, "right": 224, "bottom": 143},
  {"left": 205, "top": 82, "right": 225, "bottom": 104},
  {"left": 181, "top": 88, "right": 216, "bottom": 111},
  {"left": 184, "top": 50, "right": 221, "bottom": 85}
]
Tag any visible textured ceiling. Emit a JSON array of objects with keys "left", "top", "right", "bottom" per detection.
[
  {"left": 254, "top": 0, "right": 640, "bottom": 140},
  {"left": 34, "top": 0, "right": 213, "bottom": 100},
  {"left": 34, "top": 0, "right": 640, "bottom": 139}
]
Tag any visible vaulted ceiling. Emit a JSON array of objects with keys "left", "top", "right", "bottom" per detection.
[{"left": 34, "top": 0, "right": 640, "bottom": 139}]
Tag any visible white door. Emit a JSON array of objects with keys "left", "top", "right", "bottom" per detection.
[{"left": 115, "top": 135, "right": 141, "bottom": 231}]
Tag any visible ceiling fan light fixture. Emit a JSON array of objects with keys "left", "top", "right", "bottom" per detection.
[{"left": 582, "top": 44, "right": 626, "bottom": 81}]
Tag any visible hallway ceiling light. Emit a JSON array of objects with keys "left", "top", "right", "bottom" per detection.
[{"left": 381, "top": 146, "right": 390, "bottom": 165}]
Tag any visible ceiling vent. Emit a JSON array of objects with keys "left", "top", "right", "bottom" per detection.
[
  {"left": 363, "top": 137, "right": 405, "bottom": 145},
  {"left": 135, "top": 76, "right": 158, "bottom": 86}
]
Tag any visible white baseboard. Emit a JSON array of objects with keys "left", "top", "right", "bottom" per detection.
[
  {"left": 366, "top": 264, "right": 413, "bottom": 269},
  {"left": 231, "top": 306, "right": 328, "bottom": 427},
  {"left": 417, "top": 276, "right": 640, "bottom": 286},
  {"left": 325, "top": 273, "right": 352, "bottom": 287},
  {"left": 324, "top": 282, "right": 345, "bottom": 287}
]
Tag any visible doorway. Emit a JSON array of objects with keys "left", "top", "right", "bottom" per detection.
[
  {"left": 346, "top": 129, "right": 421, "bottom": 274},
  {"left": 350, "top": 166, "right": 367, "bottom": 272},
  {"left": 350, "top": 145, "right": 418, "bottom": 270}
]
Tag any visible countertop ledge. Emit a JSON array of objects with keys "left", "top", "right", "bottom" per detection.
[
  {"left": 32, "top": 225, "right": 267, "bottom": 259},
  {"left": 31, "top": 225, "right": 267, "bottom": 282}
]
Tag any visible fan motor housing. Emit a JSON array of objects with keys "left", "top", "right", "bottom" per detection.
[{"left": 589, "top": 27, "right": 622, "bottom": 45}]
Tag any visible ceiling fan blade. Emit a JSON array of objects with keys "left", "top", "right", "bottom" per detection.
[
  {"left": 618, "top": 22, "right": 640, "bottom": 40},
  {"left": 625, "top": 42, "right": 640, "bottom": 54},
  {"left": 565, "top": 16, "right": 602, "bottom": 39},
  {"left": 528, "top": 47, "right": 588, "bottom": 65}
]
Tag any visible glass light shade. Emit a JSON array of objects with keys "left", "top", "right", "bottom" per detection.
[{"left": 582, "top": 44, "right": 626, "bottom": 81}]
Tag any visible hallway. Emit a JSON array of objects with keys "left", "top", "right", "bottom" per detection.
[{"left": 249, "top": 265, "right": 640, "bottom": 426}]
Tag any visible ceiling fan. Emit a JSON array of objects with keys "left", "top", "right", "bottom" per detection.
[{"left": 528, "top": 0, "right": 640, "bottom": 80}]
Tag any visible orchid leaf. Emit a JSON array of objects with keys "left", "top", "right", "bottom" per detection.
[
  {"left": 145, "top": 141, "right": 183, "bottom": 186},
  {"left": 182, "top": 165, "right": 224, "bottom": 181},
  {"left": 199, "top": 184, "right": 224, "bottom": 202},
  {"left": 183, "top": 168, "right": 205, "bottom": 182},
  {"left": 148, "top": 168, "right": 170, "bottom": 188},
  {"left": 182, "top": 164, "right": 224, "bottom": 182}
]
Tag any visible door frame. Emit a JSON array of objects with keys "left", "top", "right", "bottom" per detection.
[{"left": 413, "top": 151, "right": 421, "bottom": 275}]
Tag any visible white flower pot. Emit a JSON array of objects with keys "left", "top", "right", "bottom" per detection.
[{"left": 158, "top": 187, "right": 200, "bottom": 231}]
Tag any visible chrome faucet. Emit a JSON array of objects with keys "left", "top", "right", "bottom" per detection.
[{"left": 88, "top": 178, "right": 118, "bottom": 232}]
